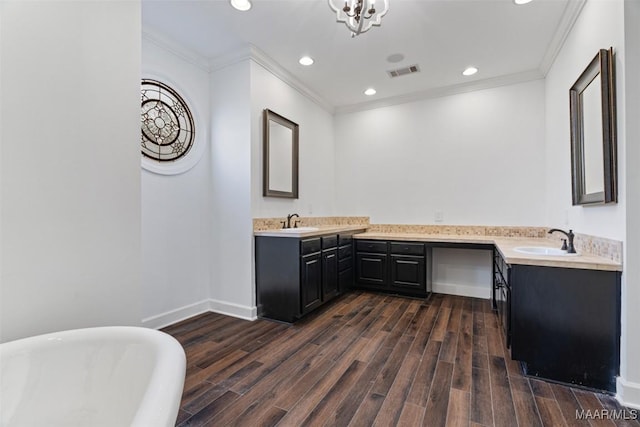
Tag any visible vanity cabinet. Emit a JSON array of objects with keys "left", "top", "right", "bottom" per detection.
[
  {"left": 321, "top": 235, "right": 339, "bottom": 300},
  {"left": 301, "top": 251, "right": 322, "bottom": 314},
  {"left": 495, "top": 256, "right": 621, "bottom": 392},
  {"left": 355, "top": 239, "right": 432, "bottom": 298},
  {"left": 390, "top": 242, "right": 428, "bottom": 295},
  {"left": 255, "top": 232, "right": 357, "bottom": 323},
  {"left": 355, "top": 240, "right": 388, "bottom": 288},
  {"left": 493, "top": 249, "right": 511, "bottom": 347},
  {"left": 337, "top": 235, "right": 354, "bottom": 292}
]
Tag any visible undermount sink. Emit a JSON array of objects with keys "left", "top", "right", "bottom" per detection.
[
  {"left": 276, "top": 227, "right": 320, "bottom": 233},
  {"left": 514, "top": 246, "right": 579, "bottom": 256}
]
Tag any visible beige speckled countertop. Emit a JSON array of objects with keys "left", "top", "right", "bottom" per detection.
[
  {"left": 254, "top": 225, "right": 368, "bottom": 238},
  {"left": 254, "top": 227, "right": 622, "bottom": 271},
  {"left": 354, "top": 232, "right": 622, "bottom": 272}
]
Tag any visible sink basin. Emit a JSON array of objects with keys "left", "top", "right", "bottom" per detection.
[
  {"left": 276, "top": 227, "right": 320, "bottom": 233},
  {"left": 513, "top": 246, "right": 579, "bottom": 256}
]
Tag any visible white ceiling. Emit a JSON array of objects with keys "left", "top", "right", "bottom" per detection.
[{"left": 142, "top": 0, "right": 582, "bottom": 112}]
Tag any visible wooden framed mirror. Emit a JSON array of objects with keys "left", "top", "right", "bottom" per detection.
[
  {"left": 263, "top": 109, "right": 299, "bottom": 198},
  {"left": 570, "top": 48, "right": 617, "bottom": 205}
]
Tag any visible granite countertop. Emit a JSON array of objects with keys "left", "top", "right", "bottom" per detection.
[
  {"left": 254, "top": 225, "right": 368, "bottom": 238},
  {"left": 354, "top": 232, "right": 622, "bottom": 272}
]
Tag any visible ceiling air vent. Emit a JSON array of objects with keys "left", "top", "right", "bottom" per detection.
[{"left": 387, "top": 64, "right": 420, "bottom": 78}]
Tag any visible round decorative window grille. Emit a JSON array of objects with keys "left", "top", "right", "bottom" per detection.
[{"left": 140, "top": 79, "right": 195, "bottom": 162}]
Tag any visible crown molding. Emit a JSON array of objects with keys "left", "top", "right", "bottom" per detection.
[
  {"left": 334, "top": 69, "right": 544, "bottom": 115},
  {"left": 208, "top": 46, "right": 253, "bottom": 72},
  {"left": 141, "top": 30, "right": 333, "bottom": 113},
  {"left": 142, "top": 27, "right": 211, "bottom": 72},
  {"left": 248, "top": 46, "right": 335, "bottom": 113},
  {"left": 143, "top": 17, "right": 570, "bottom": 117},
  {"left": 209, "top": 45, "right": 334, "bottom": 114},
  {"left": 538, "top": 0, "right": 587, "bottom": 75}
]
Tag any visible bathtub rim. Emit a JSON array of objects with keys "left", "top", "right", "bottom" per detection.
[{"left": 0, "top": 326, "right": 186, "bottom": 427}]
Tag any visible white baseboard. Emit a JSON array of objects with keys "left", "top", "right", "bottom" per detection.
[
  {"left": 142, "top": 299, "right": 257, "bottom": 330},
  {"left": 209, "top": 298, "right": 257, "bottom": 321},
  {"left": 432, "top": 282, "right": 490, "bottom": 299},
  {"left": 617, "top": 376, "right": 640, "bottom": 409},
  {"left": 145, "top": 283, "right": 488, "bottom": 329},
  {"left": 141, "top": 300, "right": 212, "bottom": 330}
]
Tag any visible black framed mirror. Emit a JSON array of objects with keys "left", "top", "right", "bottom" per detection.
[
  {"left": 570, "top": 47, "right": 617, "bottom": 205},
  {"left": 263, "top": 109, "right": 299, "bottom": 198}
]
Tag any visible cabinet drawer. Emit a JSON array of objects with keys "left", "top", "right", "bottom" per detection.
[
  {"left": 338, "top": 234, "right": 353, "bottom": 245},
  {"left": 390, "top": 242, "right": 425, "bottom": 256},
  {"left": 322, "top": 235, "right": 338, "bottom": 249},
  {"left": 301, "top": 238, "right": 321, "bottom": 255},
  {"left": 356, "top": 240, "right": 387, "bottom": 253},
  {"left": 338, "top": 244, "right": 352, "bottom": 260},
  {"left": 339, "top": 256, "right": 352, "bottom": 272}
]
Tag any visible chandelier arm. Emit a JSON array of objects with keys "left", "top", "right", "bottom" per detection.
[
  {"left": 329, "top": 0, "right": 388, "bottom": 37},
  {"left": 353, "top": 10, "right": 366, "bottom": 35}
]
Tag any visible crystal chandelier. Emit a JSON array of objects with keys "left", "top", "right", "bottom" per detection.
[{"left": 328, "top": 0, "right": 389, "bottom": 37}]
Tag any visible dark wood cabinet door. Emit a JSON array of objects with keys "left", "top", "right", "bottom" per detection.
[
  {"left": 322, "top": 248, "right": 339, "bottom": 300},
  {"left": 338, "top": 241, "right": 353, "bottom": 293},
  {"left": 338, "top": 267, "right": 353, "bottom": 292},
  {"left": 495, "top": 277, "right": 510, "bottom": 348},
  {"left": 301, "top": 253, "right": 322, "bottom": 314},
  {"left": 356, "top": 253, "right": 387, "bottom": 288},
  {"left": 390, "top": 254, "right": 426, "bottom": 294},
  {"left": 493, "top": 253, "right": 511, "bottom": 348},
  {"left": 510, "top": 265, "right": 620, "bottom": 392}
]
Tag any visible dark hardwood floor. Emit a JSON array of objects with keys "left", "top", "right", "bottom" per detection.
[{"left": 163, "top": 292, "right": 639, "bottom": 427}]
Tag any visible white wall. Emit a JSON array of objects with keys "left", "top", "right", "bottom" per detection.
[
  {"left": 335, "top": 80, "right": 546, "bottom": 226},
  {"left": 432, "top": 248, "right": 492, "bottom": 299},
  {"left": 139, "top": 50, "right": 336, "bottom": 322},
  {"left": 0, "top": 1, "right": 142, "bottom": 342},
  {"left": 621, "top": 0, "right": 640, "bottom": 409},
  {"left": 544, "top": 0, "right": 625, "bottom": 240},
  {"left": 250, "top": 61, "right": 336, "bottom": 219},
  {"left": 209, "top": 60, "right": 255, "bottom": 318},
  {"left": 335, "top": 80, "right": 546, "bottom": 298},
  {"left": 545, "top": 0, "right": 639, "bottom": 408},
  {"left": 140, "top": 38, "right": 212, "bottom": 327}
]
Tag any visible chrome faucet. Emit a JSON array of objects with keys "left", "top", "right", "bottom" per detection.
[
  {"left": 548, "top": 228, "right": 576, "bottom": 253},
  {"left": 283, "top": 213, "right": 299, "bottom": 229}
]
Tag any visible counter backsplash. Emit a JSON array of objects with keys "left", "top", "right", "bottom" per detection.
[
  {"left": 252, "top": 218, "right": 622, "bottom": 263},
  {"left": 571, "top": 233, "right": 622, "bottom": 263},
  {"left": 367, "top": 224, "right": 548, "bottom": 238}
]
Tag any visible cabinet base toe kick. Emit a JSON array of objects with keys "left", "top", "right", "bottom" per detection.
[
  {"left": 520, "top": 361, "right": 617, "bottom": 394},
  {"left": 351, "top": 287, "right": 432, "bottom": 300}
]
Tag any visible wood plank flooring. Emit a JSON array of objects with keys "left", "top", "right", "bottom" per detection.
[{"left": 163, "top": 292, "right": 639, "bottom": 427}]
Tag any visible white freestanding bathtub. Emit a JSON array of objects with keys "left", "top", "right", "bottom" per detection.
[{"left": 0, "top": 326, "right": 186, "bottom": 427}]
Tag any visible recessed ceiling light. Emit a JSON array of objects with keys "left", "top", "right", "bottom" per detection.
[
  {"left": 299, "top": 56, "right": 314, "bottom": 66},
  {"left": 364, "top": 88, "right": 377, "bottom": 96},
  {"left": 230, "top": 0, "right": 251, "bottom": 11},
  {"left": 462, "top": 67, "right": 478, "bottom": 76},
  {"left": 386, "top": 53, "right": 405, "bottom": 63},
  {"left": 514, "top": 0, "right": 533, "bottom": 4}
]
